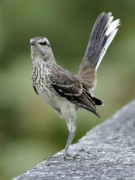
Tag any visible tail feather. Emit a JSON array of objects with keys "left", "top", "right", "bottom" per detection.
[
  {"left": 83, "top": 12, "right": 120, "bottom": 69},
  {"left": 96, "top": 23, "right": 119, "bottom": 70},
  {"left": 78, "top": 12, "right": 120, "bottom": 89}
]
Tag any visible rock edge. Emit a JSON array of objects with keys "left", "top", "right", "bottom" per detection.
[{"left": 12, "top": 100, "right": 135, "bottom": 180}]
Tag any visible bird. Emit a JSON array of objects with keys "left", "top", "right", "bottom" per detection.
[{"left": 30, "top": 12, "right": 120, "bottom": 159}]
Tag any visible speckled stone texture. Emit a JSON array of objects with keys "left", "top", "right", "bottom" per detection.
[{"left": 12, "top": 100, "right": 135, "bottom": 180}]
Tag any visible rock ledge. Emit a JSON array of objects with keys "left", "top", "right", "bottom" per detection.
[{"left": 13, "top": 100, "right": 135, "bottom": 180}]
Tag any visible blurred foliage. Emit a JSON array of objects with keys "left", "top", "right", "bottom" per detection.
[{"left": 0, "top": 0, "right": 135, "bottom": 179}]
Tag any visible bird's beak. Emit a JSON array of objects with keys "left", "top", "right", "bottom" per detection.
[{"left": 30, "top": 39, "right": 36, "bottom": 46}]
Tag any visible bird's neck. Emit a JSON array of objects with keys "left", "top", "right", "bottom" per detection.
[
  {"left": 32, "top": 53, "right": 56, "bottom": 66},
  {"left": 43, "top": 53, "right": 56, "bottom": 63},
  {"left": 32, "top": 55, "right": 56, "bottom": 70}
]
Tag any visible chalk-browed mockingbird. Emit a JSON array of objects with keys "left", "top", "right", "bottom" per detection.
[{"left": 30, "top": 12, "right": 120, "bottom": 159}]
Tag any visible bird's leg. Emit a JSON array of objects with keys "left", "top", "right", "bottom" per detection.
[
  {"left": 63, "top": 130, "right": 76, "bottom": 159},
  {"left": 60, "top": 105, "right": 77, "bottom": 159}
]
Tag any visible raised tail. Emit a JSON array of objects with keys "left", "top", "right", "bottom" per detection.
[{"left": 78, "top": 12, "right": 120, "bottom": 89}]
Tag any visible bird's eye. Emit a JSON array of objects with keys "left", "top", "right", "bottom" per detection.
[{"left": 39, "top": 41, "right": 47, "bottom": 46}]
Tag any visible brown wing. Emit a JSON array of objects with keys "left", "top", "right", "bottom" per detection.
[{"left": 48, "top": 66, "right": 100, "bottom": 117}]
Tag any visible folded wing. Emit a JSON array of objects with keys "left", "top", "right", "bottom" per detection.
[{"left": 49, "top": 67, "right": 100, "bottom": 117}]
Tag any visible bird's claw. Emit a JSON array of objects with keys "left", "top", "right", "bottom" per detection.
[{"left": 63, "top": 152, "right": 79, "bottom": 160}]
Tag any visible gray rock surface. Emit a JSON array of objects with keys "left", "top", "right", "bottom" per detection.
[{"left": 12, "top": 100, "right": 135, "bottom": 180}]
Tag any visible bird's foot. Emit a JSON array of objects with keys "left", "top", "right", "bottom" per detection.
[
  {"left": 64, "top": 153, "right": 75, "bottom": 160},
  {"left": 63, "top": 152, "right": 79, "bottom": 160}
]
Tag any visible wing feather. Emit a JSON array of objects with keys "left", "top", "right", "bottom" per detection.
[{"left": 49, "top": 66, "right": 100, "bottom": 117}]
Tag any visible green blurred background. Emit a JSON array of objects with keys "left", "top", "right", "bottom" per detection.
[{"left": 0, "top": 0, "right": 135, "bottom": 179}]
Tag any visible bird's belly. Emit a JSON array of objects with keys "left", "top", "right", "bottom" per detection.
[
  {"left": 38, "top": 86, "right": 76, "bottom": 120},
  {"left": 38, "top": 86, "right": 56, "bottom": 105}
]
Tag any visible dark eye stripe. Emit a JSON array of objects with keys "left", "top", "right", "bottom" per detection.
[
  {"left": 39, "top": 41, "right": 50, "bottom": 47},
  {"left": 39, "top": 42, "right": 47, "bottom": 45}
]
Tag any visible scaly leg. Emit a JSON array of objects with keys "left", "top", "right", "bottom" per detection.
[
  {"left": 63, "top": 130, "right": 76, "bottom": 159},
  {"left": 60, "top": 104, "right": 77, "bottom": 159}
]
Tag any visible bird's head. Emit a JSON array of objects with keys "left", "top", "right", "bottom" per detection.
[{"left": 30, "top": 37, "right": 54, "bottom": 62}]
